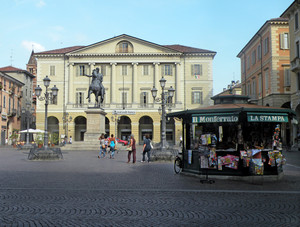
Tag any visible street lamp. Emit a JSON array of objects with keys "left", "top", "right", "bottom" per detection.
[
  {"left": 35, "top": 75, "right": 58, "bottom": 149},
  {"left": 111, "top": 113, "right": 120, "bottom": 139},
  {"left": 151, "top": 76, "right": 175, "bottom": 150},
  {"left": 21, "top": 102, "right": 34, "bottom": 148}
]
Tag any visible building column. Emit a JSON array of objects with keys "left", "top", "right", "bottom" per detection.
[
  {"left": 153, "top": 62, "right": 160, "bottom": 89},
  {"left": 131, "top": 122, "right": 139, "bottom": 144},
  {"left": 132, "top": 63, "right": 138, "bottom": 103},
  {"left": 68, "top": 63, "right": 75, "bottom": 104},
  {"left": 175, "top": 62, "right": 180, "bottom": 103},
  {"left": 110, "top": 63, "right": 117, "bottom": 103}
]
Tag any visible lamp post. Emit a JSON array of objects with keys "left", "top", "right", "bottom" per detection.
[
  {"left": 111, "top": 114, "right": 120, "bottom": 139},
  {"left": 21, "top": 102, "right": 34, "bottom": 147},
  {"left": 34, "top": 75, "right": 58, "bottom": 149},
  {"left": 151, "top": 76, "right": 175, "bottom": 150}
]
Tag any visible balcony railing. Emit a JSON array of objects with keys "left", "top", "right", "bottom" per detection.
[
  {"left": 291, "top": 57, "right": 300, "bottom": 73},
  {"left": 8, "top": 109, "right": 17, "bottom": 117}
]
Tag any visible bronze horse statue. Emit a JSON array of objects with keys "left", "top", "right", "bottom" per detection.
[{"left": 83, "top": 67, "right": 105, "bottom": 107}]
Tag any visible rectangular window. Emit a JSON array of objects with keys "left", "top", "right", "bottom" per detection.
[
  {"left": 50, "top": 92, "right": 57, "bottom": 105},
  {"left": 29, "top": 68, "right": 33, "bottom": 74},
  {"left": 296, "top": 41, "right": 300, "bottom": 58},
  {"left": 295, "top": 12, "right": 299, "bottom": 30},
  {"left": 100, "top": 65, "right": 106, "bottom": 76},
  {"left": 251, "top": 50, "right": 256, "bottom": 65},
  {"left": 247, "top": 56, "right": 250, "bottom": 70},
  {"left": 265, "top": 70, "right": 269, "bottom": 91},
  {"left": 122, "top": 65, "right": 127, "bottom": 76},
  {"left": 140, "top": 92, "right": 148, "bottom": 107},
  {"left": 264, "top": 37, "right": 269, "bottom": 55},
  {"left": 122, "top": 92, "right": 127, "bottom": 107},
  {"left": 258, "top": 74, "right": 262, "bottom": 95},
  {"left": 280, "top": 33, "right": 290, "bottom": 49},
  {"left": 191, "top": 91, "right": 203, "bottom": 104},
  {"left": 164, "top": 64, "right": 172, "bottom": 76},
  {"left": 191, "top": 64, "right": 202, "bottom": 76},
  {"left": 257, "top": 44, "right": 262, "bottom": 60},
  {"left": 78, "top": 65, "right": 85, "bottom": 76},
  {"left": 76, "top": 92, "right": 84, "bottom": 106},
  {"left": 252, "top": 79, "right": 256, "bottom": 97},
  {"left": 50, "top": 65, "right": 55, "bottom": 76},
  {"left": 241, "top": 58, "right": 245, "bottom": 74},
  {"left": 247, "top": 83, "right": 251, "bottom": 96},
  {"left": 297, "top": 72, "right": 300, "bottom": 90},
  {"left": 3, "top": 96, "right": 6, "bottom": 108},
  {"left": 284, "top": 68, "right": 291, "bottom": 86},
  {"left": 143, "top": 65, "right": 149, "bottom": 75}
]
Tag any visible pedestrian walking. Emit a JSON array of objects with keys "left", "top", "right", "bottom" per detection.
[
  {"left": 109, "top": 134, "right": 117, "bottom": 159},
  {"left": 142, "top": 134, "right": 152, "bottom": 163},
  {"left": 99, "top": 133, "right": 106, "bottom": 158},
  {"left": 127, "top": 134, "right": 136, "bottom": 163},
  {"left": 69, "top": 136, "right": 72, "bottom": 144}
]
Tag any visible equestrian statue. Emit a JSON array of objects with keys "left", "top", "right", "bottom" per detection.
[{"left": 83, "top": 67, "right": 105, "bottom": 108}]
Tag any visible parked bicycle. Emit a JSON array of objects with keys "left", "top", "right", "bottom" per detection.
[{"left": 174, "top": 153, "right": 183, "bottom": 174}]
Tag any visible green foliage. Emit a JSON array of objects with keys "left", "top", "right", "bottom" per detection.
[
  {"left": 36, "top": 133, "right": 44, "bottom": 145},
  {"left": 9, "top": 130, "right": 19, "bottom": 144},
  {"left": 50, "top": 133, "right": 59, "bottom": 145}
]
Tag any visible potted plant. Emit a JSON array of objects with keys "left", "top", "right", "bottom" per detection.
[
  {"left": 10, "top": 130, "right": 19, "bottom": 148},
  {"left": 49, "top": 133, "right": 59, "bottom": 147},
  {"left": 36, "top": 133, "right": 43, "bottom": 148}
]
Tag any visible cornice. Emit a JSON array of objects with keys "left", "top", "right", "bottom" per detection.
[{"left": 66, "top": 53, "right": 182, "bottom": 57}]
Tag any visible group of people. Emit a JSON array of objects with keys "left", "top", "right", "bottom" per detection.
[
  {"left": 98, "top": 133, "right": 152, "bottom": 163},
  {"left": 98, "top": 133, "right": 117, "bottom": 159}
]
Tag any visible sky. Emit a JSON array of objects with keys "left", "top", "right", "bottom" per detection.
[{"left": 0, "top": 0, "right": 294, "bottom": 95}]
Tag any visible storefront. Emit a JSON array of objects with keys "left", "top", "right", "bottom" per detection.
[{"left": 168, "top": 95, "right": 296, "bottom": 176}]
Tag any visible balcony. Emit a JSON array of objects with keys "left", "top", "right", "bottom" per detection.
[
  {"left": 291, "top": 57, "right": 300, "bottom": 73},
  {"left": 8, "top": 109, "right": 17, "bottom": 117}
]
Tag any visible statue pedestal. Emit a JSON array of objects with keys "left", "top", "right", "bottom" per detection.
[{"left": 84, "top": 108, "right": 106, "bottom": 142}]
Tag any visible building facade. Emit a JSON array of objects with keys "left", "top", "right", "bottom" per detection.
[
  {"left": 237, "top": 18, "right": 296, "bottom": 145},
  {"left": 34, "top": 34, "right": 216, "bottom": 144},
  {"left": 281, "top": 0, "right": 300, "bottom": 144},
  {"left": 0, "top": 66, "right": 35, "bottom": 142},
  {"left": 0, "top": 71, "right": 24, "bottom": 145}
]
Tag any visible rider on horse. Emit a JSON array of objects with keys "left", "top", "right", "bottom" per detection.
[{"left": 83, "top": 67, "right": 105, "bottom": 106}]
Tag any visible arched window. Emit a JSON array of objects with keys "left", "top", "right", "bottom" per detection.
[{"left": 116, "top": 41, "right": 133, "bottom": 53}]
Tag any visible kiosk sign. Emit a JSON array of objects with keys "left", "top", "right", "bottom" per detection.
[
  {"left": 247, "top": 113, "right": 288, "bottom": 122},
  {"left": 192, "top": 114, "right": 239, "bottom": 123}
]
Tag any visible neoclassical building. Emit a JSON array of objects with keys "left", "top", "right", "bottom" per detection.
[{"left": 34, "top": 34, "right": 216, "bottom": 144}]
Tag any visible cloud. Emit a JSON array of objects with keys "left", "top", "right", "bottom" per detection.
[
  {"left": 21, "top": 41, "right": 46, "bottom": 52},
  {"left": 36, "top": 0, "right": 46, "bottom": 8}
]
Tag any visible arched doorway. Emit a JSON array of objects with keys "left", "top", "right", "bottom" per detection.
[
  {"left": 48, "top": 116, "right": 59, "bottom": 145},
  {"left": 119, "top": 116, "right": 131, "bottom": 141},
  {"left": 74, "top": 116, "right": 86, "bottom": 141},
  {"left": 139, "top": 116, "right": 153, "bottom": 144}
]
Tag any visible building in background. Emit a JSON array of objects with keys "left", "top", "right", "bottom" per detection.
[
  {"left": 34, "top": 34, "right": 216, "bottom": 144},
  {"left": 0, "top": 71, "right": 24, "bottom": 145},
  {"left": 0, "top": 66, "right": 35, "bottom": 142},
  {"left": 281, "top": 0, "right": 300, "bottom": 146}
]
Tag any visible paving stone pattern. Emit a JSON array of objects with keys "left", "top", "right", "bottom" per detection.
[{"left": 0, "top": 146, "right": 299, "bottom": 227}]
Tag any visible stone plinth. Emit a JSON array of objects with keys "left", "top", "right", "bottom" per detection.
[
  {"left": 28, "top": 147, "right": 63, "bottom": 160},
  {"left": 84, "top": 108, "right": 106, "bottom": 142}
]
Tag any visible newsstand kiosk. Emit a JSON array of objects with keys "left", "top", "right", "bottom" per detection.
[{"left": 168, "top": 94, "right": 296, "bottom": 178}]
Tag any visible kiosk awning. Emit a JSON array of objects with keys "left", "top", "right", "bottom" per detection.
[
  {"left": 247, "top": 112, "right": 288, "bottom": 122},
  {"left": 192, "top": 113, "right": 239, "bottom": 123}
]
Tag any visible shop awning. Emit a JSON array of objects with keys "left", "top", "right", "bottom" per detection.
[
  {"left": 247, "top": 112, "right": 289, "bottom": 122},
  {"left": 192, "top": 113, "right": 239, "bottom": 123}
]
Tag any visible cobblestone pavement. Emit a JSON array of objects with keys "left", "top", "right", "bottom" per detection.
[{"left": 0, "top": 146, "right": 299, "bottom": 227}]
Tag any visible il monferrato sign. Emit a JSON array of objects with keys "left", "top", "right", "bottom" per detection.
[
  {"left": 192, "top": 114, "right": 239, "bottom": 123},
  {"left": 247, "top": 113, "right": 288, "bottom": 122}
]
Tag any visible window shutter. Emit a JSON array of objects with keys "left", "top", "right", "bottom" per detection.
[
  {"left": 191, "top": 92, "right": 194, "bottom": 104},
  {"left": 140, "top": 92, "right": 143, "bottom": 105},
  {"left": 170, "top": 65, "right": 173, "bottom": 76},
  {"left": 200, "top": 65, "right": 203, "bottom": 75},
  {"left": 76, "top": 65, "right": 79, "bottom": 77},
  {"left": 280, "top": 33, "right": 283, "bottom": 49},
  {"left": 191, "top": 65, "right": 194, "bottom": 76}
]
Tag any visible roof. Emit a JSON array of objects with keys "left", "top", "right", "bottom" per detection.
[
  {"left": 167, "top": 103, "right": 296, "bottom": 119},
  {"left": 0, "top": 66, "right": 35, "bottom": 78},
  {"left": 27, "top": 50, "right": 37, "bottom": 65},
  {"left": 36, "top": 46, "right": 85, "bottom": 54},
  {"left": 35, "top": 35, "right": 216, "bottom": 55},
  {"left": 163, "top": 45, "right": 216, "bottom": 54}
]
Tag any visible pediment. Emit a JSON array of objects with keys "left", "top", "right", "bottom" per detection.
[{"left": 67, "top": 34, "right": 180, "bottom": 55}]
